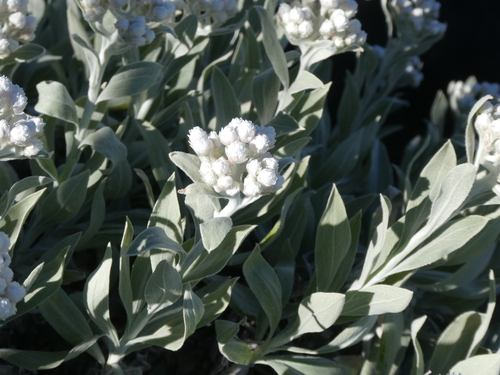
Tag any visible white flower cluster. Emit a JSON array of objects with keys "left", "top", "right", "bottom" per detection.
[
  {"left": 187, "top": 0, "right": 238, "bottom": 27},
  {"left": 79, "top": 0, "right": 126, "bottom": 22},
  {"left": 277, "top": 0, "right": 366, "bottom": 49},
  {"left": 0, "top": 0, "right": 38, "bottom": 59},
  {"left": 448, "top": 78, "right": 500, "bottom": 115},
  {"left": 0, "top": 232, "right": 25, "bottom": 321},
  {"left": 188, "top": 118, "right": 284, "bottom": 198},
  {"left": 112, "top": 0, "right": 176, "bottom": 46},
  {"left": 474, "top": 102, "right": 500, "bottom": 165},
  {"left": 0, "top": 76, "right": 45, "bottom": 158},
  {"left": 390, "top": 0, "right": 446, "bottom": 37}
]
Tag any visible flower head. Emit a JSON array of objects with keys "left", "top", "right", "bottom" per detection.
[{"left": 187, "top": 119, "right": 284, "bottom": 198}]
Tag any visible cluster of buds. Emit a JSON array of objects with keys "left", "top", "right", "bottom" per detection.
[
  {"left": 112, "top": 1, "right": 176, "bottom": 46},
  {"left": 389, "top": 0, "right": 446, "bottom": 38},
  {"left": 186, "top": 0, "right": 238, "bottom": 28},
  {"left": 373, "top": 45, "right": 423, "bottom": 88},
  {"left": 448, "top": 77, "right": 500, "bottom": 116},
  {"left": 0, "top": 232, "right": 25, "bottom": 320},
  {"left": 79, "top": 0, "right": 127, "bottom": 22},
  {"left": 277, "top": 0, "right": 366, "bottom": 50},
  {"left": 188, "top": 118, "right": 284, "bottom": 198},
  {"left": 0, "top": 76, "right": 45, "bottom": 159},
  {"left": 0, "top": 0, "right": 38, "bottom": 59}
]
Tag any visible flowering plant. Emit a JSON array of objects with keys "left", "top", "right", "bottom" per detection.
[{"left": 0, "top": 0, "right": 499, "bottom": 374}]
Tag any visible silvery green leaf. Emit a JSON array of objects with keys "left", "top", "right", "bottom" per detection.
[
  {"left": 274, "top": 137, "right": 311, "bottom": 159},
  {"left": 197, "top": 278, "right": 237, "bottom": 328},
  {"left": 425, "top": 163, "right": 476, "bottom": 231},
  {"left": 366, "top": 140, "right": 393, "bottom": 194},
  {"left": 182, "top": 225, "right": 254, "bottom": 282},
  {"left": 253, "top": 67, "right": 280, "bottom": 125},
  {"left": 329, "top": 211, "right": 362, "bottom": 292},
  {"left": 465, "top": 94, "right": 493, "bottom": 163},
  {"left": 257, "top": 355, "right": 350, "bottom": 375},
  {"left": 375, "top": 313, "right": 405, "bottom": 375},
  {"left": 430, "top": 90, "right": 448, "bottom": 131},
  {"left": 289, "top": 70, "right": 325, "bottom": 94},
  {"left": 39, "top": 171, "right": 89, "bottom": 225},
  {"left": 0, "top": 43, "right": 45, "bottom": 66},
  {"left": 38, "top": 289, "right": 105, "bottom": 364},
  {"left": 102, "top": 159, "right": 132, "bottom": 199},
  {"left": 83, "top": 245, "right": 119, "bottom": 345},
  {"left": 254, "top": 6, "right": 289, "bottom": 89},
  {"left": 145, "top": 259, "right": 183, "bottom": 312},
  {"left": 337, "top": 72, "right": 360, "bottom": 138},
  {"left": 449, "top": 354, "right": 500, "bottom": 375},
  {"left": 119, "top": 217, "right": 134, "bottom": 322},
  {"left": 169, "top": 151, "right": 202, "bottom": 183},
  {"left": 315, "top": 185, "right": 351, "bottom": 292},
  {"left": 274, "top": 242, "right": 295, "bottom": 304},
  {"left": 137, "top": 121, "right": 173, "bottom": 186},
  {"left": 0, "top": 336, "right": 100, "bottom": 370},
  {"left": 1, "top": 248, "right": 68, "bottom": 325},
  {"left": 125, "top": 226, "right": 185, "bottom": 258},
  {"left": 428, "top": 311, "right": 489, "bottom": 375},
  {"left": 200, "top": 217, "right": 233, "bottom": 252},
  {"left": 312, "top": 316, "right": 378, "bottom": 354},
  {"left": 80, "top": 127, "right": 127, "bottom": 170},
  {"left": 0, "top": 189, "right": 46, "bottom": 247},
  {"left": 35, "top": 81, "right": 78, "bottom": 127},
  {"left": 130, "top": 255, "right": 152, "bottom": 315},
  {"left": 215, "top": 320, "right": 253, "bottom": 365},
  {"left": 290, "top": 83, "right": 331, "bottom": 132},
  {"left": 0, "top": 176, "right": 52, "bottom": 219},
  {"left": 96, "top": 62, "right": 163, "bottom": 103},
  {"left": 267, "top": 112, "right": 301, "bottom": 136},
  {"left": 134, "top": 169, "right": 155, "bottom": 208},
  {"left": 183, "top": 284, "right": 204, "bottom": 340},
  {"left": 78, "top": 178, "right": 106, "bottom": 247},
  {"left": 355, "top": 195, "right": 391, "bottom": 288},
  {"left": 410, "top": 315, "right": 427, "bottom": 375},
  {"left": 272, "top": 292, "right": 344, "bottom": 348},
  {"left": 212, "top": 66, "right": 240, "bottom": 131},
  {"left": 343, "top": 285, "right": 413, "bottom": 316},
  {"left": 388, "top": 215, "right": 488, "bottom": 275},
  {"left": 71, "top": 34, "right": 100, "bottom": 86},
  {"left": 243, "top": 246, "right": 282, "bottom": 337},
  {"left": 148, "top": 173, "right": 184, "bottom": 244}
]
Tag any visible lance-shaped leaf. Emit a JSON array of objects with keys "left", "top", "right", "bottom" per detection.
[
  {"left": 216, "top": 319, "right": 253, "bottom": 365},
  {"left": 35, "top": 81, "right": 78, "bottom": 127},
  {"left": 257, "top": 355, "right": 350, "bottom": 375},
  {"left": 465, "top": 94, "right": 493, "bottom": 163},
  {"left": 243, "top": 246, "right": 282, "bottom": 336},
  {"left": 0, "top": 336, "right": 100, "bottom": 370},
  {"left": 253, "top": 67, "right": 280, "bottom": 125},
  {"left": 254, "top": 6, "right": 289, "bottom": 89},
  {"left": 96, "top": 61, "right": 163, "bottom": 102},
  {"left": 145, "top": 259, "right": 183, "bottom": 312},
  {"left": 183, "top": 284, "right": 205, "bottom": 341},
  {"left": 197, "top": 278, "right": 238, "bottom": 328},
  {"left": 125, "top": 226, "right": 185, "bottom": 258},
  {"left": 410, "top": 315, "right": 427, "bottom": 375},
  {"left": 315, "top": 185, "right": 351, "bottom": 292},
  {"left": 83, "top": 245, "right": 119, "bottom": 345},
  {"left": 200, "top": 217, "right": 233, "bottom": 252},
  {"left": 212, "top": 66, "right": 240, "bottom": 131},
  {"left": 449, "top": 354, "right": 500, "bottom": 375},
  {"left": 80, "top": 127, "right": 127, "bottom": 170},
  {"left": 343, "top": 285, "right": 413, "bottom": 316}
]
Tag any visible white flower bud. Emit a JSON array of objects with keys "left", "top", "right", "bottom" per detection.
[
  {"left": 208, "top": 131, "right": 221, "bottom": 148},
  {"left": 0, "top": 297, "right": 15, "bottom": 320},
  {"left": 246, "top": 158, "right": 262, "bottom": 176},
  {"left": 249, "top": 134, "right": 272, "bottom": 155},
  {"left": 129, "top": 22, "right": 146, "bottom": 37},
  {"left": 289, "top": 7, "right": 305, "bottom": 24},
  {"left": 298, "top": 20, "right": 313, "bottom": 38},
  {"left": 22, "top": 139, "right": 43, "bottom": 157},
  {"left": 261, "top": 157, "right": 278, "bottom": 170},
  {"left": 225, "top": 141, "right": 248, "bottom": 163},
  {"left": 212, "top": 157, "right": 230, "bottom": 176},
  {"left": 257, "top": 168, "right": 278, "bottom": 187},
  {"left": 115, "top": 18, "right": 130, "bottom": 32},
  {"left": 9, "top": 12, "right": 26, "bottom": 28},
  {"left": 219, "top": 125, "right": 238, "bottom": 146},
  {"left": 5, "top": 282, "right": 25, "bottom": 303},
  {"left": 319, "top": 19, "right": 335, "bottom": 37},
  {"left": 0, "top": 233, "right": 9, "bottom": 253},
  {"left": 144, "top": 29, "right": 155, "bottom": 44},
  {"left": 217, "top": 175, "right": 234, "bottom": 190},
  {"left": 0, "top": 253, "right": 11, "bottom": 268},
  {"left": 0, "top": 267, "right": 13, "bottom": 283},
  {"left": 331, "top": 9, "right": 349, "bottom": 30},
  {"left": 243, "top": 175, "right": 262, "bottom": 197},
  {"left": 189, "top": 127, "right": 214, "bottom": 156},
  {"left": 9, "top": 123, "right": 32, "bottom": 146},
  {"left": 236, "top": 120, "right": 256, "bottom": 143}
]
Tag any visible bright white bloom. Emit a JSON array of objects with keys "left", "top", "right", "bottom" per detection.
[
  {"left": 187, "top": 119, "right": 284, "bottom": 197},
  {"left": 278, "top": 0, "right": 366, "bottom": 50},
  {"left": 0, "top": 231, "right": 25, "bottom": 320},
  {"left": 390, "top": 0, "right": 446, "bottom": 38},
  {"left": 0, "top": 76, "right": 46, "bottom": 159},
  {"left": 0, "top": 0, "right": 37, "bottom": 58}
]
